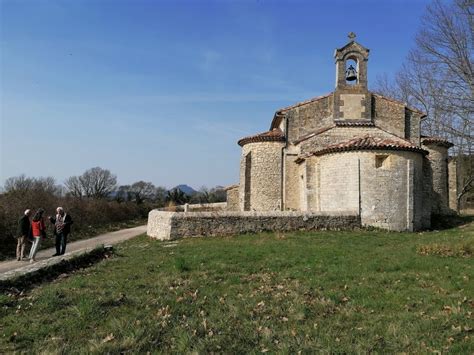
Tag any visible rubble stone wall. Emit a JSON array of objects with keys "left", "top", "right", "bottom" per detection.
[
  {"left": 226, "top": 186, "right": 240, "bottom": 211},
  {"left": 422, "top": 143, "right": 449, "bottom": 214},
  {"left": 147, "top": 210, "right": 361, "bottom": 240},
  {"left": 239, "top": 141, "right": 284, "bottom": 211}
]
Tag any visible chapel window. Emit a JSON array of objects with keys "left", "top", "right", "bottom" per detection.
[{"left": 375, "top": 155, "right": 389, "bottom": 169}]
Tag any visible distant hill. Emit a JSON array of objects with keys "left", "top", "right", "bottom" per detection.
[{"left": 172, "top": 184, "right": 197, "bottom": 196}]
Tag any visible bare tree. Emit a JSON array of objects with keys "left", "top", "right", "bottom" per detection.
[
  {"left": 64, "top": 176, "right": 83, "bottom": 198},
  {"left": 33, "top": 177, "right": 61, "bottom": 195},
  {"left": 375, "top": 0, "right": 473, "bottom": 209},
  {"left": 4, "top": 175, "right": 61, "bottom": 195},
  {"left": 4, "top": 175, "right": 35, "bottom": 193},
  {"left": 81, "top": 167, "right": 117, "bottom": 199},
  {"left": 65, "top": 167, "right": 117, "bottom": 199},
  {"left": 130, "top": 181, "right": 156, "bottom": 204}
]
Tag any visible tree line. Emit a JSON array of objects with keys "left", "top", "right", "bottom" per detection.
[
  {"left": 0, "top": 167, "right": 226, "bottom": 259},
  {"left": 3, "top": 167, "right": 226, "bottom": 205}
]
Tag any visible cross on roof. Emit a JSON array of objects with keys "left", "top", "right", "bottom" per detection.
[{"left": 348, "top": 32, "right": 356, "bottom": 41}]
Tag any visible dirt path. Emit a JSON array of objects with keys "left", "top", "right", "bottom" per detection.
[{"left": 0, "top": 225, "right": 147, "bottom": 275}]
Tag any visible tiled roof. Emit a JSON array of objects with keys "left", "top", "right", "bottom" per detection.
[
  {"left": 334, "top": 119, "right": 375, "bottom": 127},
  {"left": 297, "top": 135, "right": 427, "bottom": 161},
  {"left": 421, "top": 136, "right": 454, "bottom": 148},
  {"left": 238, "top": 128, "right": 285, "bottom": 147}
]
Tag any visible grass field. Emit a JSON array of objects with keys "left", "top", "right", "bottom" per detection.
[{"left": 1, "top": 219, "right": 473, "bottom": 353}]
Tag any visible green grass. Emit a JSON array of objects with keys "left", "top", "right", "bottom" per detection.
[{"left": 1, "top": 220, "right": 473, "bottom": 353}]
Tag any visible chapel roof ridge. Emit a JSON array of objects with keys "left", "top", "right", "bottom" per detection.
[
  {"left": 237, "top": 127, "right": 285, "bottom": 147},
  {"left": 276, "top": 93, "right": 333, "bottom": 114},
  {"left": 271, "top": 92, "right": 427, "bottom": 130},
  {"left": 296, "top": 134, "right": 428, "bottom": 162},
  {"left": 421, "top": 136, "right": 454, "bottom": 148}
]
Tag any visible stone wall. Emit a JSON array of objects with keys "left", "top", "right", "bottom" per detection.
[
  {"left": 300, "top": 150, "right": 425, "bottom": 231},
  {"left": 422, "top": 143, "right": 449, "bottom": 214},
  {"left": 283, "top": 153, "right": 301, "bottom": 210},
  {"left": 422, "top": 157, "right": 433, "bottom": 228},
  {"left": 157, "top": 202, "right": 227, "bottom": 212},
  {"left": 300, "top": 126, "right": 398, "bottom": 153},
  {"left": 226, "top": 186, "right": 240, "bottom": 211},
  {"left": 334, "top": 89, "right": 371, "bottom": 121},
  {"left": 405, "top": 109, "right": 422, "bottom": 145},
  {"left": 317, "top": 154, "right": 359, "bottom": 213},
  {"left": 448, "top": 158, "right": 458, "bottom": 211},
  {"left": 147, "top": 210, "right": 361, "bottom": 241},
  {"left": 285, "top": 95, "right": 333, "bottom": 143},
  {"left": 372, "top": 95, "right": 406, "bottom": 139},
  {"left": 239, "top": 141, "right": 284, "bottom": 211}
]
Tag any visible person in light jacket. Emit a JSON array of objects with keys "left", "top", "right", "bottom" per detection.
[
  {"left": 49, "top": 207, "right": 73, "bottom": 256},
  {"left": 29, "top": 208, "right": 46, "bottom": 263}
]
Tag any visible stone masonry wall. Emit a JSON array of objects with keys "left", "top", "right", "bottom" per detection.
[
  {"left": 372, "top": 95, "right": 406, "bottom": 139},
  {"left": 300, "top": 150, "right": 425, "bottom": 231},
  {"left": 300, "top": 126, "right": 397, "bottom": 153},
  {"left": 448, "top": 159, "right": 458, "bottom": 211},
  {"left": 283, "top": 153, "right": 301, "bottom": 210},
  {"left": 317, "top": 154, "right": 359, "bottom": 213},
  {"left": 405, "top": 109, "right": 422, "bottom": 145},
  {"left": 422, "top": 156, "right": 433, "bottom": 228},
  {"left": 422, "top": 143, "right": 449, "bottom": 214},
  {"left": 285, "top": 95, "right": 333, "bottom": 143},
  {"left": 147, "top": 210, "right": 360, "bottom": 240},
  {"left": 226, "top": 186, "right": 240, "bottom": 211},
  {"left": 284, "top": 92, "right": 421, "bottom": 148},
  {"left": 358, "top": 150, "right": 424, "bottom": 231},
  {"left": 239, "top": 141, "right": 284, "bottom": 211}
]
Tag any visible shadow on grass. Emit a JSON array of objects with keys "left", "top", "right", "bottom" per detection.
[{"left": 430, "top": 214, "right": 474, "bottom": 230}]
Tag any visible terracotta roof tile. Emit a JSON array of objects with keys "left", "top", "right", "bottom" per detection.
[
  {"left": 238, "top": 128, "right": 285, "bottom": 147},
  {"left": 334, "top": 119, "right": 375, "bottom": 127},
  {"left": 421, "top": 136, "right": 454, "bottom": 148},
  {"left": 297, "top": 135, "right": 427, "bottom": 161}
]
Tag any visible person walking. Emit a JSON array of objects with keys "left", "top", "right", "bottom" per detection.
[
  {"left": 16, "top": 209, "right": 32, "bottom": 261},
  {"left": 49, "top": 207, "right": 73, "bottom": 256},
  {"left": 29, "top": 208, "right": 46, "bottom": 263}
]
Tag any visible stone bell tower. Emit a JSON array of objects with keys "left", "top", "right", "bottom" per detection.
[{"left": 333, "top": 32, "right": 372, "bottom": 122}]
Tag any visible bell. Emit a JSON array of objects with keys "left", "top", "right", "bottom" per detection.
[{"left": 345, "top": 65, "right": 357, "bottom": 81}]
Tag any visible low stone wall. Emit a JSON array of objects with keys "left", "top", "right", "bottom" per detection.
[
  {"left": 147, "top": 210, "right": 360, "bottom": 240},
  {"left": 158, "top": 202, "right": 227, "bottom": 212}
]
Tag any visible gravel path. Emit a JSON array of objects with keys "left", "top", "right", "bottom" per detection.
[{"left": 0, "top": 225, "right": 147, "bottom": 275}]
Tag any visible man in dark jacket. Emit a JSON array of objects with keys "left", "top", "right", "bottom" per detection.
[
  {"left": 49, "top": 207, "right": 73, "bottom": 256},
  {"left": 16, "top": 209, "right": 32, "bottom": 261}
]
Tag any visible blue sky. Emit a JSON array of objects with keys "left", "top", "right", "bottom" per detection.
[{"left": 1, "top": 0, "right": 431, "bottom": 189}]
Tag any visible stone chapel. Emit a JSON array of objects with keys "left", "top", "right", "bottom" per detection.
[{"left": 226, "top": 34, "right": 456, "bottom": 231}]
